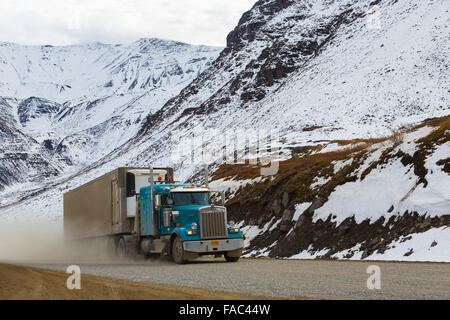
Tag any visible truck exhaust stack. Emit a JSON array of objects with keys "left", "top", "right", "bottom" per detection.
[{"left": 204, "top": 164, "right": 209, "bottom": 188}]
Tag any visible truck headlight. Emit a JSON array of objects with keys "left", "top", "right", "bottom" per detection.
[
  {"left": 229, "top": 228, "right": 239, "bottom": 234},
  {"left": 186, "top": 230, "right": 197, "bottom": 236},
  {"left": 191, "top": 222, "right": 198, "bottom": 230},
  {"left": 228, "top": 221, "right": 235, "bottom": 228}
]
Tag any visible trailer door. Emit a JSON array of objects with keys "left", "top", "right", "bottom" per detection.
[{"left": 111, "top": 179, "right": 120, "bottom": 232}]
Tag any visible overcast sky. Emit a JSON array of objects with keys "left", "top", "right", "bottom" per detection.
[{"left": 0, "top": 0, "right": 257, "bottom": 47}]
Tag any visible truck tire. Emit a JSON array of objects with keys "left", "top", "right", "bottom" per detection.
[
  {"left": 171, "top": 237, "right": 186, "bottom": 264},
  {"left": 224, "top": 253, "right": 240, "bottom": 262},
  {"left": 117, "top": 237, "right": 127, "bottom": 260}
]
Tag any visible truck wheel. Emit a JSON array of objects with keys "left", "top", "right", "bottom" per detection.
[
  {"left": 171, "top": 237, "right": 186, "bottom": 264},
  {"left": 117, "top": 238, "right": 127, "bottom": 260},
  {"left": 224, "top": 253, "right": 240, "bottom": 262}
]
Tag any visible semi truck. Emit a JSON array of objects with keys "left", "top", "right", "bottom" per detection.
[{"left": 63, "top": 166, "right": 244, "bottom": 264}]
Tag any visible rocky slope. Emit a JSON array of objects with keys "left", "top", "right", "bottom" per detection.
[{"left": 209, "top": 116, "right": 449, "bottom": 261}]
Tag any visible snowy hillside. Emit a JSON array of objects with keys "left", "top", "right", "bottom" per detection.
[
  {"left": 0, "top": 0, "right": 448, "bottom": 261},
  {"left": 0, "top": 39, "right": 221, "bottom": 190},
  {"left": 210, "top": 116, "right": 450, "bottom": 262},
  {"left": 85, "top": 0, "right": 449, "bottom": 183}
]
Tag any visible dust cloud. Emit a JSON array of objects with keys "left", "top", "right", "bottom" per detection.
[{"left": 0, "top": 220, "right": 126, "bottom": 264}]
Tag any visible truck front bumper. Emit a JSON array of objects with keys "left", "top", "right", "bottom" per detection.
[{"left": 183, "top": 238, "right": 244, "bottom": 254}]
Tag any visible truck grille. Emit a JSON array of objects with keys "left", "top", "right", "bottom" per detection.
[{"left": 199, "top": 206, "right": 228, "bottom": 239}]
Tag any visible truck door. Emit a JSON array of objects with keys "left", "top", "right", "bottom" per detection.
[{"left": 111, "top": 179, "right": 120, "bottom": 232}]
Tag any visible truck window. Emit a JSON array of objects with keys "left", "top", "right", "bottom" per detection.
[
  {"left": 162, "top": 194, "right": 171, "bottom": 205},
  {"left": 172, "top": 192, "right": 210, "bottom": 206}
]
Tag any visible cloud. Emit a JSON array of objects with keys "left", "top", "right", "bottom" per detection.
[{"left": 0, "top": 0, "right": 257, "bottom": 46}]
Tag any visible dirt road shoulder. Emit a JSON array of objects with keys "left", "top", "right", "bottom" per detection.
[{"left": 0, "top": 263, "right": 266, "bottom": 300}]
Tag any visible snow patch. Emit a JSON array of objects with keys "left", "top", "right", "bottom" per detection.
[
  {"left": 293, "top": 202, "right": 312, "bottom": 221},
  {"left": 288, "top": 245, "right": 331, "bottom": 260},
  {"left": 367, "top": 227, "right": 450, "bottom": 262}
]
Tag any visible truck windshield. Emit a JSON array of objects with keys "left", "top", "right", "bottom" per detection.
[{"left": 172, "top": 192, "right": 210, "bottom": 206}]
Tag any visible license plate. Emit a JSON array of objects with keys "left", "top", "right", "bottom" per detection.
[{"left": 210, "top": 240, "right": 220, "bottom": 246}]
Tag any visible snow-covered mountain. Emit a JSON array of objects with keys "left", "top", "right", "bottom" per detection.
[
  {"left": 0, "top": 0, "right": 448, "bottom": 261},
  {"left": 0, "top": 39, "right": 220, "bottom": 102},
  {"left": 82, "top": 0, "right": 449, "bottom": 184},
  {"left": 0, "top": 39, "right": 221, "bottom": 190}
]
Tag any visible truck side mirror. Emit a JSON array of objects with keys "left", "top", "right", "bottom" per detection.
[{"left": 155, "top": 195, "right": 161, "bottom": 209}]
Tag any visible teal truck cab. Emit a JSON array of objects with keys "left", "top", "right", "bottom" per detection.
[{"left": 122, "top": 166, "right": 244, "bottom": 264}]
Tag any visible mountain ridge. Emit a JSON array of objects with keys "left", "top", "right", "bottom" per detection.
[{"left": 0, "top": 38, "right": 222, "bottom": 191}]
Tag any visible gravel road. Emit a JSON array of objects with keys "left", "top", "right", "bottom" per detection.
[{"left": 21, "top": 258, "right": 450, "bottom": 300}]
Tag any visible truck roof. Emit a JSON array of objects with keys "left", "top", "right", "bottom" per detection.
[{"left": 143, "top": 184, "right": 209, "bottom": 193}]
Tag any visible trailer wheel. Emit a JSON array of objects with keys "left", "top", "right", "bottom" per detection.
[
  {"left": 117, "top": 238, "right": 127, "bottom": 260},
  {"left": 224, "top": 253, "right": 240, "bottom": 262},
  {"left": 171, "top": 237, "right": 186, "bottom": 264}
]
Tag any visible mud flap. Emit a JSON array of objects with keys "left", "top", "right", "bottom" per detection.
[
  {"left": 184, "top": 251, "right": 199, "bottom": 261},
  {"left": 225, "top": 248, "right": 243, "bottom": 258}
]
